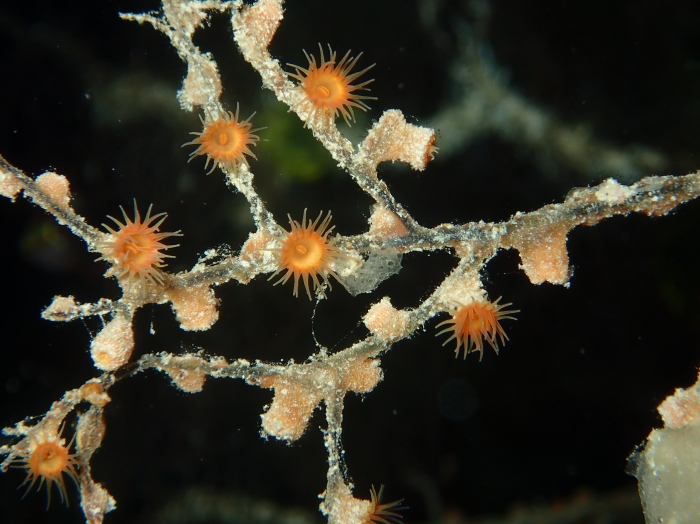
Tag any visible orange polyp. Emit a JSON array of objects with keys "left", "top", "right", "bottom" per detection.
[
  {"left": 16, "top": 429, "right": 79, "bottom": 508},
  {"left": 97, "top": 201, "right": 181, "bottom": 290},
  {"left": 269, "top": 209, "right": 357, "bottom": 299},
  {"left": 366, "top": 485, "right": 406, "bottom": 524},
  {"left": 436, "top": 297, "right": 519, "bottom": 360},
  {"left": 288, "top": 44, "right": 376, "bottom": 127},
  {"left": 183, "top": 104, "right": 261, "bottom": 174}
]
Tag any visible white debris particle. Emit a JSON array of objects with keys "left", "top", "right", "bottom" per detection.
[{"left": 595, "top": 178, "right": 635, "bottom": 204}]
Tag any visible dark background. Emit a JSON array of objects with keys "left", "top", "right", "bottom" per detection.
[{"left": 1, "top": 1, "right": 699, "bottom": 523}]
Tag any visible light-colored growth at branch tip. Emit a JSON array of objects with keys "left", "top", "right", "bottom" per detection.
[
  {"left": 360, "top": 110, "right": 437, "bottom": 171},
  {"left": 90, "top": 313, "right": 135, "bottom": 371}
]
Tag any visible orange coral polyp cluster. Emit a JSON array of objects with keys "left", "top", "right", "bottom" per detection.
[
  {"left": 288, "top": 44, "right": 376, "bottom": 126},
  {"left": 184, "top": 106, "right": 260, "bottom": 174},
  {"left": 98, "top": 201, "right": 181, "bottom": 288},
  {"left": 270, "top": 209, "right": 355, "bottom": 299},
  {"left": 17, "top": 429, "right": 79, "bottom": 507},
  {"left": 436, "top": 297, "right": 518, "bottom": 360}
]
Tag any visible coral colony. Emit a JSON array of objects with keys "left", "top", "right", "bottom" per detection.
[{"left": 1, "top": 1, "right": 700, "bottom": 523}]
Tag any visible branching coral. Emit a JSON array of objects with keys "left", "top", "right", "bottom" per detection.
[{"left": 1, "top": 1, "right": 699, "bottom": 524}]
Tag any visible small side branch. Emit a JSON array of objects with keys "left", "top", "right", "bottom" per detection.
[{"left": 0, "top": 155, "right": 102, "bottom": 249}]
